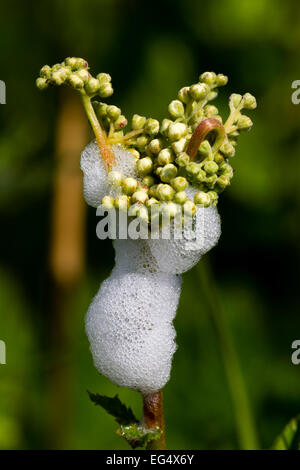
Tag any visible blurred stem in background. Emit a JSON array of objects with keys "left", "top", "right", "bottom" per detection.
[
  {"left": 46, "top": 88, "right": 88, "bottom": 448},
  {"left": 196, "top": 260, "right": 259, "bottom": 450}
]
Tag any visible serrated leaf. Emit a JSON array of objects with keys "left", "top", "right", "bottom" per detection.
[
  {"left": 272, "top": 414, "right": 300, "bottom": 450},
  {"left": 116, "top": 423, "right": 162, "bottom": 449},
  {"left": 88, "top": 391, "right": 138, "bottom": 426}
]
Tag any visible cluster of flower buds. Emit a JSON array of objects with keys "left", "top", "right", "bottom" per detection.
[
  {"left": 36, "top": 60, "right": 256, "bottom": 225},
  {"left": 36, "top": 57, "right": 113, "bottom": 98}
]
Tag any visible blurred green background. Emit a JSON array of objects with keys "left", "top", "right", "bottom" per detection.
[{"left": 0, "top": 0, "right": 300, "bottom": 450}]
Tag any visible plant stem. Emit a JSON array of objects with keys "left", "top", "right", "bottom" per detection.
[
  {"left": 81, "top": 94, "right": 116, "bottom": 170},
  {"left": 142, "top": 391, "right": 166, "bottom": 450},
  {"left": 186, "top": 118, "right": 226, "bottom": 160},
  {"left": 196, "top": 260, "right": 259, "bottom": 450}
]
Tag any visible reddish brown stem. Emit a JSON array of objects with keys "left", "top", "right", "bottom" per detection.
[
  {"left": 186, "top": 117, "right": 226, "bottom": 160},
  {"left": 143, "top": 391, "right": 166, "bottom": 450}
]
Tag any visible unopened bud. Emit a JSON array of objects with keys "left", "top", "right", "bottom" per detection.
[
  {"left": 237, "top": 115, "right": 253, "bottom": 130},
  {"left": 99, "top": 82, "right": 113, "bottom": 98},
  {"left": 160, "top": 164, "right": 178, "bottom": 183},
  {"left": 174, "top": 191, "right": 187, "bottom": 204},
  {"left": 157, "top": 184, "right": 175, "bottom": 201},
  {"left": 189, "top": 83, "right": 209, "bottom": 100},
  {"left": 230, "top": 93, "right": 243, "bottom": 108},
  {"left": 216, "top": 74, "right": 228, "bottom": 86},
  {"left": 36, "top": 77, "right": 48, "bottom": 90},
  {"left": 108, "top": 170, "right": 123, "bottom": 186},
  {"left": 114, "top": 195, "right": 129, "bottom": 211},
  {"left": 142, "top": 175, "right": 155, "bottom": 187},
  {"left": 97, "top": 73, "right": 111, "bottom": 84},
  {"left": 171, "top": 176, "right": 188, "bottom": 192},
  {"left": 40, "top": 65, "right": 51, "bottom": 79},
  {"left": 243, "top": 93, "right": 257, "bottom": 110},
  {"left": 144, "top": 118, "right": 160, "bottom": 136},
  {"left": 107, "top": 105, "right": 121, "bottom": 121},
  {"left": 168, "top": 100, "right": 184, "bottom": 118},
  {"left": 68, "top": 73, "right": 84, "bottom": 89},
  {"left": 101, "top": 195, "right": 114, "bottom": 209},
  {"left": 176, "top": 152, "right": 190, "bottom": 167},
  {"left": 114, "top": 115, "right": 128, "bottom": 130},
  {"left": 168, "top": 122, "right": 187, "bottom": 141},
  {"left": 157, "top": 148, "right": 174, "bottom": 165},
  {"left": 194, "top": 191, "right": 211, "bottom": 207},
  {"left": 178, "top": 86, "right": 190, "bottom": 104},
  {"left": 160, "top": 119, "right": 172, "bottom": 136},
  {"left": 172, "top": 138, "right": 187, "bottom": 155},
  {"left": 131, "top": 190, "right": 149, "bottom": 204},
  {"left": 137, "top": 157, "right": 153, "bottom": 175},
  {"left": 204, "top": 161, "right": 219, "bottom": 175},
  {"left": 123, "top": 177, "right": 138, "bottom": 195},
  {"left": 132, "top": 114, "right": 146, "bottom": 130},
  {"left": 148, "top": 138, "right": 163, "bottom": 154},
  {"left": 183, "top": 200, "right": 196, "bottom": 216},
  {"left": 200, "top": 71, "right": 216, "bottom": 85}
]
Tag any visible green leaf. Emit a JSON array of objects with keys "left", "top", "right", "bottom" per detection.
[
  {"left": 87, "top": 391, "right": 138, "bottom": 426},
  {"left": 272, "top": 415, "right": 300, "bottom": 450},
  {"left": 116, "top": 424, "right": 162, "bottom": 449}
]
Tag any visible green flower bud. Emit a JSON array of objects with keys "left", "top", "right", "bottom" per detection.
[
  {"left": 208, "top": 191, "right": 218, "bottom": 205},
  {"left": 178, "top": 86, "right": 190, "bottom": 104},
  {"left": 144, "top": 118, "right": 160, "bottom": 136},
  {"left": 204, "top": 104, "right": 218, "bottom": 117},
  {"left": 205, "top": 174, "right": 218, "bottom": 189},
  {"left": 149, "top": 184, "right": 158, "bottom": 198},
  {"left": 204, "top": 161, "right": 219, "bottom": 175},
  {"left": 108, "top": 170, "right": 123, "bottom": 186},
  {"left": 136, "top": 135, "right": 149, "bottom": 148},
  {"left": 243, "top": 93, "right": 257, "bottom": 110},
  {"left": 172, "top": 137, "right": 187, "bottom": 155},
  {"left": 136, "top": 205, "right": 149, "bottom": 222},
  {"left": 174, "top": 191, "right": 187, "bottom": 205},
  {"left": 217, "top": 175, "right": 230, "bottom": 190},
  {"left": 76, "top": 69, "right": 89, "bottom": 82},
  {"left": 160, "top": 119, "right": 172, "bottom": 136},
  {"left": 237, "top": 115, "right": 253, "bottom": 130},
  {"left": 214, "top": 153, "right": 224, "bottom": 164},
  {"left": 194, "top": 191, "right": 211, "bottom": 207},
  {"left": 216, "top": 74, "right": 228, "bottom": 86},
  {"left": 132, "top": 114, "right": 146, "bottom": 130},
  {"left": 107, "top": 105, "right": 121, "bottom": 121},
  {"left": 196, "top": 169, "right": 206, "bottom": 183},
  {"left": 131, "top": 190, "right": 149, "bottom": 204},
  {"left": 137, "top": 157, "right": 153, "bottom": 175},
  {"left": 160, "top": 164, "right": 178, "bottom": 183},
  {"left": 85, "top": 77, "right": 100, "bottom": 95},
  {"left": 171, "top": 176, "right": 188, "bottom": 192},
  {"left": 65, "top": 57, "right": 81, "bottom": 69},
  {"left": 168, "top": 122, "right": 187, "bottom": 141},
  {"left": 162, "top": 201, "right": 178, "bottom": 218},
  {"left": 168, "top": 100, "right": 184, "bottom": 118},
  {"left": 101, "top": 195, "right": 114, "bottom": 209},
  {"left": 198, "top": 140, "right": 212, "bottom": 156},
  {"left": 220, "top": 141, "right": 235, "bottom": 157},
  {"left": 123, "top": 177, "right": 138, "bottom": 195},
  {"left": 146, "top": 197, "right": 160, "bottom": 208},
  {"left": 186, "top": 162, "right": 201, "bottom": 177},
  {"left": 114, "top": 195, "right": 129, "bottom": 211},
  {"left": 189, "top": 83, "right": 210, "bottom": 100},
  {"left": 207, "top": 90, "right": 218, "bottom": 101},
  {"left": 129, "top": 148, "right": 140, "bottom": 159},
  {"left": 230, "top": 93, "right": 243, "bottom": 108},
  {"left": 183, "top": 200, "right": 196, "bottom": 216},
  {"left": 68, "top": 73, "right": 84, "bottom": 89},
  {"left": 52, "top": 69, "right": 67, "bottom": 85},
  {"left": 74, "top": 58, "right": 88, "bottom": 69},
  {"left": 155, "top": 167, "right": 163, "bottom": 177},
  {"left": 157, "top": 184, "right": 175, "bottom": 201},
  {"left": 99, "top": 82, "right": 113, "bottom": 98},
  {"left": 36, "top": 77, "right": 48, "bottom": 90},
  {"left": 142, "top": 175, "right": 155, "bottom": 187},
  {"left": 114, "top": 115, "right": 128, "bottom": 130},
  {"left": 176, "top": 152, "right": 190, "bottom": 167},
  {"left": 200, "top": 71, "right": 216, "bottom": 85},
  {"left": 93, "top": 101, "right": 107, "bottom": 117},
  {"left": 157, "top": 148, "right": 174, "bottom": 165},
  {"left": 40, "top": 65, "right": 51, "bottom": 79},
  {"left": 97, "top": 73, "right": 111, "bottom": 84},
  {"left": 148, "top": 138, "right": 163, "bottom": 154},
  {"left": 219, "top": 162, "right": 234, "bottom": 178}
]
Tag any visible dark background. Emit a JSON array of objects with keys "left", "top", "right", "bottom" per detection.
[{"left": 0, "top": 0, "right": 299, "bottom": 450}]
